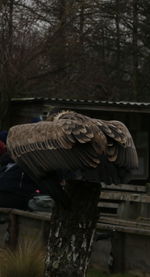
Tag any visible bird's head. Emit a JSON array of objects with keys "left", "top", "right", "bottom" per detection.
[{"left": 46, "top": 108, "right": 71, "bottom": 121}]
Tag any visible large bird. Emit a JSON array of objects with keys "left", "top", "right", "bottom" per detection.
[{"left": 6, "top": 110, "right": 138, "bottom": 208}]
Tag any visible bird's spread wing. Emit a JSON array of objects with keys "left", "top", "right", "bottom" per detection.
[
  {"left": 7, "top": 119, "right": 103, "bottom": 178},
  {"left": 7, "top": 111, "right": 138, "bottom": 181}
]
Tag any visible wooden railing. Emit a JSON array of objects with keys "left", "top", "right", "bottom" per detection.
[{"left": 98, "top": 183, "right": 149, "bottom": 218}]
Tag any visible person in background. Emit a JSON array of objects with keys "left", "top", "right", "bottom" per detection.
[
  {"left": 31, "top": 116, "right": 43, "bottom": 123},
  {"left": 0, "top": 130, "right": 38, "bottom": 210},
  {"left": 0, "top": 122, "right": 53, "bottom": 211},
  {"left": 0, "top": 130, "right": 8, "bottom": 145},
  {"left": 0, "top": 130, "right": 7, "bottom": 157},
  {"left": 0, "top": 141, "right": 6, "bottom": 157},
  {"left": 0, "top": 131, "right": 9, "bottom": 166},
  {"left": 0, "top": 162, "right": 38, "bottom": 210}
]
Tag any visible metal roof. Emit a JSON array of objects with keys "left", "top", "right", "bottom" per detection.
[{"left": 11, "top": 97, "right": 150, "bottom": 113}]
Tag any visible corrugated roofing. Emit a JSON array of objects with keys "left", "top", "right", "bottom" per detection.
[{"left": 11, "top": 97, "right": 150, "bottom": 108}]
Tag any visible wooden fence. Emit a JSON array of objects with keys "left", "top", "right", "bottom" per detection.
[{"left": 0, "top": 182, "right": 150, "bottom": 275}]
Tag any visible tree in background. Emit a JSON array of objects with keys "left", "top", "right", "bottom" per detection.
[{"left": 0, "top": 0, "right": 150, "bottom": 128}]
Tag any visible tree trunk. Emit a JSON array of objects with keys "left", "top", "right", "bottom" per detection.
[
  {"left": 132, "top": 0, "right": 139, "bottom": 99},
  {"left": 44, "top": 181, "right": 101, "bottom": 277},
  {"left": 115, "top": 0, "right": 121, "bottom": 73}
]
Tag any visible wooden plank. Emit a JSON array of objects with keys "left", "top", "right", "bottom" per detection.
[
  {"left": 98, "top": 202, "right": 119, "bottom": 208},
  {"left": 100, "top": 192, "right": 150, "bottom": 203},
  {"left": 0, "top": 208, "right": 12, "bottom": 213},
  {"left": 100, "top": 213, "right": 118, "bottom": 217},
  {"left": 98, "top": 212, "right": 117, "bottom": 217},
  {"left": 101, "top": 183, "right": 146, "bottom": 192},
  {"left": 99, "top": 216, "right": 150, "bottom": 229},
  {"left": 12, "top": 209, "right": 51, "bottom": 221},
  {"left": 96, "top": 222, "right": 150, "bottom": 236},
  {"left": 9, "top": 213, "right": 18, "bottom": 249}
]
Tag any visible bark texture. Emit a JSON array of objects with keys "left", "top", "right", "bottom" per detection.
[{"left": 44, "top": 180, "right": 101, "bottom": 277}]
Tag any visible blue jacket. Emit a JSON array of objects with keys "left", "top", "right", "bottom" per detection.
[{"left": 0, "top": 163, "right": 37, "bottom": 195}]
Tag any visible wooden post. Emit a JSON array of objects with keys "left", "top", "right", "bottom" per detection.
[
  {"left": 8, "top": 213, "right": 18, "bottom": 249},
  {"left": 44, "top": 180, "right": 101, "bottom": 277}
]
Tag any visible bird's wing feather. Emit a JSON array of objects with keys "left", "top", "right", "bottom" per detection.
[
  {"left": 6, "top": 118, "right": 104, "bottom": 178},
  {"left": 79, "top": 116, "right": 138, "bottom": 170},
  {"left": 7, "top": 112, "right": 138, "bottom": 181},
  {"left": 105, "top": 120, "right": 138, "bottom": 169}
]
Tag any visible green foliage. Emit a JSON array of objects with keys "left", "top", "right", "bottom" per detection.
[{"left": 0, "top": 239, "right": 45, "bottom": 277}]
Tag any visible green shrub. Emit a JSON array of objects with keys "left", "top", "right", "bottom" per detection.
[{"left": 0, "top": 239, "right": 45, "bottom": 277}]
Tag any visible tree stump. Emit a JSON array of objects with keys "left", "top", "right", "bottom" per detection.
[{"left": 44, "top": 180, "right": 101, "bottom": 277}]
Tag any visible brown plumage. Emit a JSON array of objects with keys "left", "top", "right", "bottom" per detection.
[{"left": 7, "top": 110, "right": 138, "bottom": 187}]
